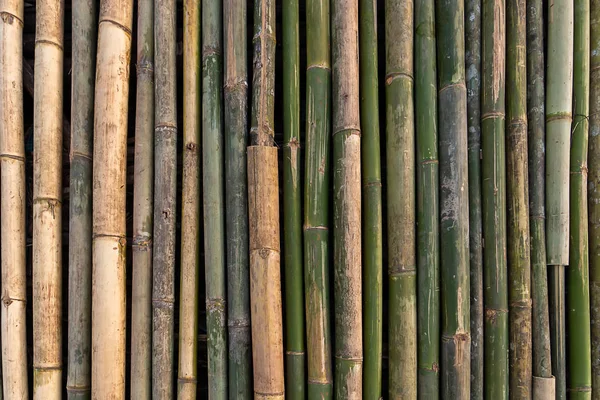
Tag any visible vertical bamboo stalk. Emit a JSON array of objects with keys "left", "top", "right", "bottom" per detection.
[
  {"left": 283, "top": 0, "right": 306, "bottom": 397},
  {"left": 332, "top": 0, "right": 362, "bottom": 397},
  {"left": 568, "top": 0, "right": 592, "bottom": 396},
  {"left": 360, "top": 0, "right": 383, "bottom": 397},
  {"left": 304, "top": 0, "right": 333, "bottom": 397},
  {"left": 131, "top": 0, "right": 154, "bottom": 397},
  {"left": 248, "top": 0, "right": 284, "bottom": 397},
  {"left": 0, "top": 0, "right": 27, "bottom": 397},
  {"left": 91, "top": 1, "right": 133, "bottom": 398},
  {"left": 436, "top": 0, "right": 471, "bottom": 396},
  {"left": 481, "top": 0, "right": 508, "bottom": 396},
  {"left": 33, "top": 0, "right": 64, "bottom": 397},
  {"left": 527, "top": 0, "right": 554, "bottom": 395},
  {"left": 224, "top": 0, "right": 252, "bottom": 397},
  {"left": 203, "top": 0, "right": 227, "bottom": 397},
  {"left": 385, "top": 0, "right": 416, "bottom": 397},
  {"left": 415, "top": 0, "right": 440, "bottom": 396},
  {"left": 465, "top": 0, "right": 484, "bottom": 396},
  {"left": 68, "top": 0, "right": 96, "bottom": 398},
  {"left": 177, "top": 0, "right": 200, "bottom": 398}
]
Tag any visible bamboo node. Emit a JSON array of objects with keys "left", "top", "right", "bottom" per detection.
[
  {"left": 35, "top": 39, "right": 64, "bottom": 52},
  {"left": 567, "top": 386, "right": 592, "bottom": 392},
  {"left": 228, "top": 317, "right": 250, "bottom": 328},
  {"left": 438, "top": 82, "right": 467, "bottom": 94},
  {"left": 98, "top": 18, "right": 132, "bottom": 37},
  {"left": 206, "top": 298, "right": 226, "bottom": 311},
  {"left": 385, "top": 71, "right": 414, "bottom": 86},
  {"left": 0, "top": 11, "right": 23, "bottom": 26},
  {"left": 332, "top": 126, "right": 361, "bottom": 138},
  {"left": 2, "top": 293, "right": 26, "bottom": 307},
  {"left": 202, "top": 45, "right": 221, "bottom": 60}
]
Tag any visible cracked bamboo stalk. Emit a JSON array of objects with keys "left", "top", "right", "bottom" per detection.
[
  {"left": 0, "top": 0, "right": 28, "bottom": 397},
  {"left": 91, "top": 0, "right": 134, "bottom": 397}
]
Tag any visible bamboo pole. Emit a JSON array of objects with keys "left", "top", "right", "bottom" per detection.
[
  {"left": 360, "top": 0, "right": 383, "bottom": 396},
  {"left": 224, "top": 0, "right": 252, "bottom": 397},
  {"left": 481, "top": 0, "right": 509, "bottom": 396},
  {"left": 415, "top": 0, "right": 440, "bottom": 396},
  {"left": 332, "top": 0, "right": 362, "bottom": 396},
  {"left": 385, "top": 0, "right": 416, "bottom": 396},
  {"left": 131, "top": 0, "right": 154, "bottom": 397},
  {"left": 282, "top": 0, "right": 306, "bottom": 396},
  {"left": 567, "top": 0, "right": 592, "bottom": 396},
  {"left": 91, "top": 0, "right": 134, "bottom": 397},
  {"left": 0, "top": 0, "right": 28, "bottom": 397},
  {"left": 67, "top": 0, "right": 96, "bottom": 397},
  {"left": 465, "top": 0, "right": 484, "bottom": 396},
  {"left": 527, "top": 0, "right": 554, "bottom": 396},
  {"left": 203, "top": 0, "right": 227, "bottom": 397},
  {"left": 436, "top": 0, "right": 471, "bottom": 396},
  {"left": 304, "top": 0, "right": 332, "bottom": 397},
  {"left": 33, "top": 0, "right": 64, "bottom": 397},
  {"left": 546, "top": 0, "right": 574, "bottom": 397},
  {"left": 248, "top": 0, "right": 284, "bottom": 397},
  {"left": 178, "top": 0, "right": 200, "bottom": 398}
]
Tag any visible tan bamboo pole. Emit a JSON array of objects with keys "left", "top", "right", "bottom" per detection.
[
  {"left": 92, "top": 0, "right": 134, "bottom": 398},
  {"left": 0, "top": 0, "right": 28, "bottom": 397},
  {"left": 32, "top": 0, "right": 64, "bottom": 397}
]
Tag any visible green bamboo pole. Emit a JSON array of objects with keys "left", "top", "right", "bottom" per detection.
[
  {"left": 527, "top": 0, "right": 554, "bottom": 396},
  {"left": 546, "top": 0, "right": 573, "bottom": 397},
  {"left": 360, "top": 0, "right": 383, "bottom": 396},
  {"left": 567, "top": 0, "right": 592, "bottom": 396},
  {"left": 304, "top": 0, "right": 332, "bottom": 397},
  {"left": 465, "top": 0, "right": 484, "bottom": 396},
  {"left": 589, "top": 0, "right": 600, "bottom": 396},
  {"left": 506, "top": 0, "right": 532, "bottom": 395},
  {"left": 436, "top": 0, "right": 471, "bottom": 396},
  {"left": 203, "top": 0, "right": 227, "bottom": 397},
  {"left": 68, "top": 0, "right": 96, "bottom": 398},
  {"left": 224, "top": 0, "right": 252, "bottom": 397},
  {"left": 385, "top": 0, "right": 416, "bottom": 396},
  {"left": 131, "top": 0, "right": 154, "bottom": 397},
  {"left": 282, "top": 0, "right": 306, "bottom": 397},
  {"left": 481, "top": 0, "right": 508, "bottom": 396},
  {"left": 332, "top": 0, "right": 362, "bottom": 396},
  {"left": 177, "top": 0, "right": 201, "bottom": 398},
  {"left": 415, "top": 0, "right": 440, "bottom": 396},
  {"left": 0, "top": 0, "right": 28, "bottom": 397}
]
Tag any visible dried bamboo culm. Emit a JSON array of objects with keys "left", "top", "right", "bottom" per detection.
[
  {"left": 0, "top": 0, "right": 28, "bottom": 397},
  {"left": 91, "top": 0, "right": 134, "bottom": 397},
  {"left": 248, "top": 0, "right": 285, "bottom": 398},
  {"left": 33, "top": 0, "right": 64, "bottom": 397},
  {"left": 130, "top": 0, "right": 154, "bottom": 397},
  {"left": 67, "top": 0, "right": 96, "bottom": 398}
]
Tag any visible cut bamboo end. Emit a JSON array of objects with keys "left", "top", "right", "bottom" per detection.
[{"left": 533, "top": 376, "right": 555, "bottom": 399}]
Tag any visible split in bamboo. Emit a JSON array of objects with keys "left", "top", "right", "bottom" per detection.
[
  {"left": 304, "top": 0, "right": 332, "bottom": 397},
  {"left": 131, "top": 0, "right": 154, "bottom": 397},
  {"left": 0, "top": 0, "right": 28, "bottom": 397}
]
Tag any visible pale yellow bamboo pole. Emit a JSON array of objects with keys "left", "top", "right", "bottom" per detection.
[
  {"left": 32, "top": 0, "right": 64, "bottom": 397},
  {"left": 0, "top": 0, "right": 28, "bottom": 397},
  {"left": 91, "top": 0, "right": 134, "bottom": 398}
]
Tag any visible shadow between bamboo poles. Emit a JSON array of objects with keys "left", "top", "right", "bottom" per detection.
[
  {"left": 131, "top": 0, "right": 154, "bottom": 397},
  {"left": 67, "top": 0, "right": 96, "bottom": 398},
  {"left": 0, "top": 0, "right": 28, "bottom": 397},
  {"left": 33, "top": 0, "right": 64, "bottom": 397},
  {"left": 91, "top": 1, "right": 133, "bottom": 398}
]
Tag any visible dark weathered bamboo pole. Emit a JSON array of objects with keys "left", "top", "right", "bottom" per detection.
[
  {"left": 68, "top": 0, "right": 96, "bottom": 398},
  {"left": 131, "top": 0, "right": 154, "bottom": 397},
  {"left": 92, "top": 0, "right": 134, "bottom": 397},
  {"left": 332, "top": 0, "right": 362, "bottom": 396},
  {"left": 416, "top": 0, "right": 440, "bottom": 396},
  {"left": 248, "top": 0, "right": 284, "bottom": 397},
  {"left": 304, "top": 0, "right": 332, "bottom": 397},
  {"left": 385, "top": 0, "right": 416, "bottom": 396},
  {"left": 33, "top": 0, "right": 64, "bottom": 397},
  {"left": 178, "top": 0, "right": 201, "bottom": 398},
  {"left": 567, "top": 0, "right": 592, "bottom": 396},
  {"left": 465, "top": 0, "right": 483, "bottom": 396},
  {"left": 436, "top": 0, "right": 471, "bottom": 396},
  {"left": 482, "top": 0, "right": 508, "bottom": 396},
  {"left": 527, "top": 0, "right": 554, "bottom": 396},
  {"left": 224, "top": 0, "right": 252, "bottom": 397},
  {"left": 360, "top": 0, "right": 383, "bottom": 396}
]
